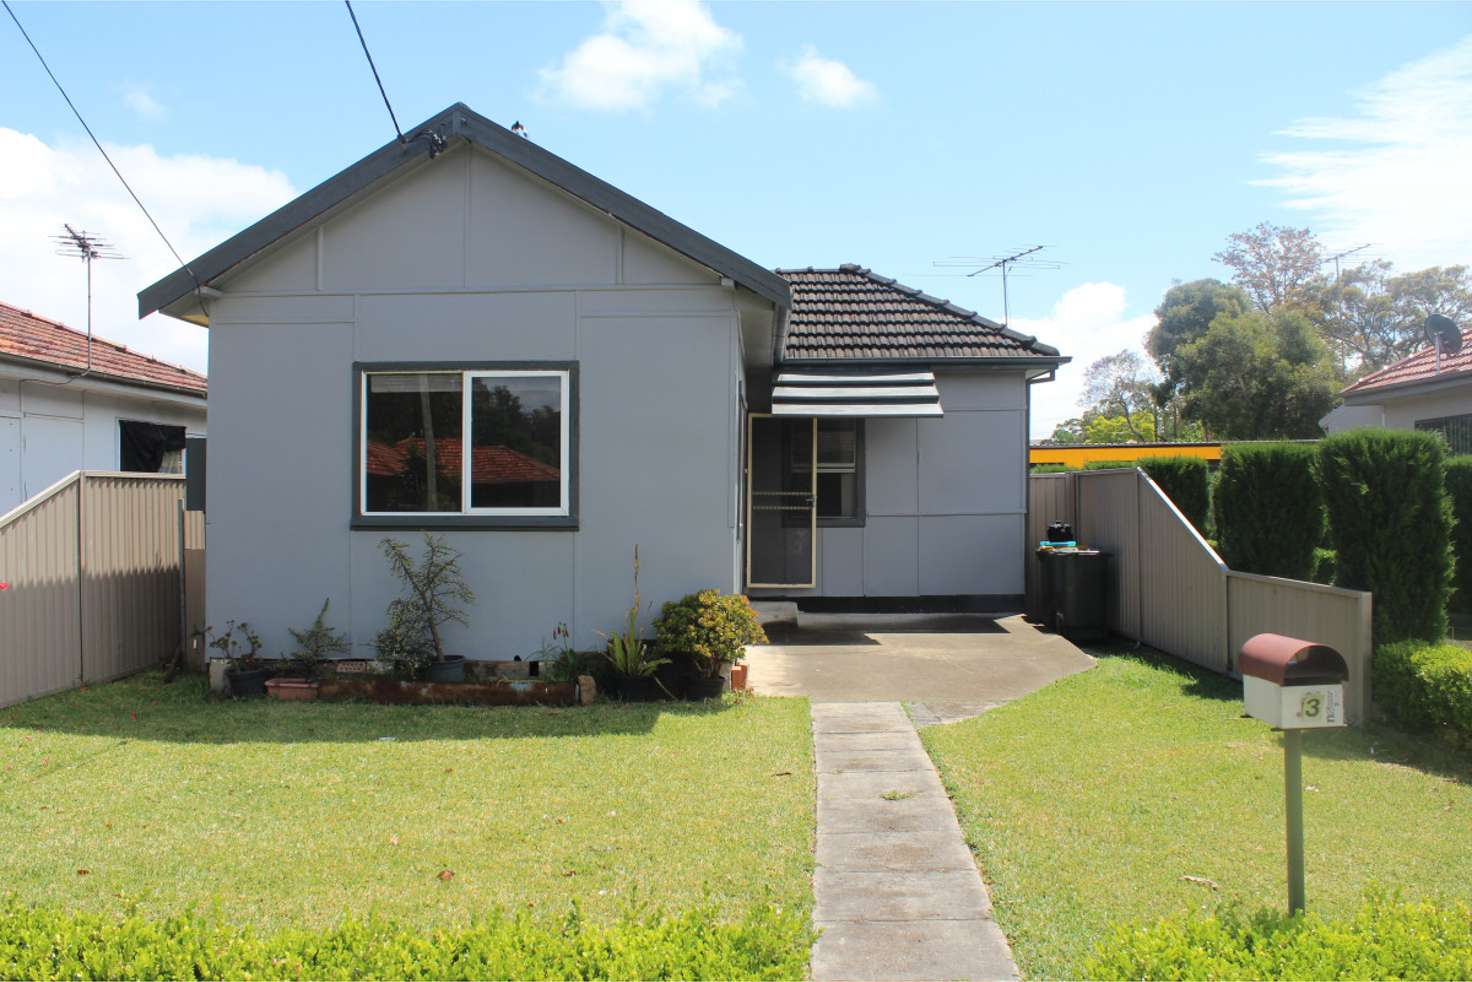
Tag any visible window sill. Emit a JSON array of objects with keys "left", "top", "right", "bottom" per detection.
[
  {"left": 352, "top": 515, "right": 578, "bottom": 531},
  {"left": 818, "top": 517, "right": 866, "bottom": 529}
]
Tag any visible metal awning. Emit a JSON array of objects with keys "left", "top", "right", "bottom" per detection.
[{"left": 771, "top": 369, "right": 943, "bottom": 417}]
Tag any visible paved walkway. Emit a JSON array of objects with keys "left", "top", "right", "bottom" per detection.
[{"left": 810, "top": 701, "right": 1017, "bottom": 982}]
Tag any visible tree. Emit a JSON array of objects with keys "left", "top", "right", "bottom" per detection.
[
  {"left": 1314, "top": 262, "right": 1472, "bottom": 373},
  {"left": 1174, "top": 308, "right": 1338, "bottom": 439},
  {"left": 1213, "top": 222, "right": 1326, "bottom": 312},
  {"left": 1081, "top": 350, "right": 1159, "bottom": 441},
  {"left": 1085, "top": 413, "right": 1156, "bottom": 444},
  {"left": 1148, "top": 279, "right": 1252, "bottom": 383}
]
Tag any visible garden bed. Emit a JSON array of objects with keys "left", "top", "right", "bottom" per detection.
[{"left": 316, "top": 676, "right": 585, "bottom": 706}]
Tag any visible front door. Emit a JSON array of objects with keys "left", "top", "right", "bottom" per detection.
[{"left": 746, "top": 415, "right": 817, "bottom": 588}]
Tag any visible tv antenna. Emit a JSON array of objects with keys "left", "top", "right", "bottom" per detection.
[
  {"left": 933, "top": 246, "right": 1062, "bottom": 325},
  {"left": 1424, "top": 313, "right": 1462, "bottom": 374},
  {"left": 1322, "top": 243, "right": 1373, "bottom": 282},
  {"left": 49, "top": 224, "right": 124, "bottom": 382}
]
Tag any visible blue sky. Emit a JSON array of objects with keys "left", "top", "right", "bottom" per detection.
[{"left": 2, "top": 1, "right": 1469, "bottom": 435}]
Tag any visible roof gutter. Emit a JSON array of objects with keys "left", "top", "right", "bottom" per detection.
[{"left": 0, "top": 356, "right": 207, "bottom": 403}]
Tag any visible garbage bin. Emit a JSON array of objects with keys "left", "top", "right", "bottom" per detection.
[
  {"left": 1053, "top": 549, "right": 1108, "bottom": 642},
  {"left": 1033, "top": 548, "right": 1061, "bottom": 628}
]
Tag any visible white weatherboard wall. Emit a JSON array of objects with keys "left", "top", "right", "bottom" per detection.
[
  {"left": 204, "top": 145, "right": 753, "bottom": 660},
  {"left": 0, "top": 375, "right": 206, "bottom": 517}
]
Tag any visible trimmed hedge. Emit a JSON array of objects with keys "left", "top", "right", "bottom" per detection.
[
  {"left": 1138, "top": 456, "right": 1210, "bottom": 533},
  {"left": 1084, "top": 893, "right": 1472, "bottom": 980},
  {"left": 1083, "top": 460, "right": 1135, "bottom": 470},
  {"left": 1447, "top": 456, "right": 1472, "bottom": 613},
  {"left": 1213, "top": 442, "right": 1323, "bottom": 580},
  {"left": 0, "top": 903, "right": 813, "bottom": 981},
  {"left": 1319, "top": 430, "right": 1453, "bottom": 644},
  {"left": 1374, "top": 640, "right": 1472, "bottom": 745}
]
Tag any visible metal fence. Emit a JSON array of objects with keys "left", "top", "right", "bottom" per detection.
[
  {"left": 1028, "top": 469, "right": 1372, "bottom": 722},
  {"left": 0, "top": 472, "right": 203, "bottom": 708}
]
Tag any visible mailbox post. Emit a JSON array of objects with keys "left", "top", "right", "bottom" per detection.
[{"left": 1238, "top": 633, "right": 1350, "bottom": 915}]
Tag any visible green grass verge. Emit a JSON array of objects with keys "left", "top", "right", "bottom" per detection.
[
  {"left": 920, "top": 648, "right": 1472, "bottom": 980},
  {"left": 0, "top": 675, "right": 814, "bottom": 932}
]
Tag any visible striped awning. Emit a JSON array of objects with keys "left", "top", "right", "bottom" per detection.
[{"left": 771, "top": 369, "right": 943, "bottom": 417}]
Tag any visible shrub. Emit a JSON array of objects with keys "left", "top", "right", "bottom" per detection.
[
  {"left": 1139, "top": 456, "right": 1210, "bottom": 532},
  {"left": 1319, "top": 429, "right": 1453, "bottom": 644},
  {"left": 1312, "top": 547, "right": 1337, "bottom": 585},
  {"left": 1084, "top": 892, "right": 1472, "bottom": 981},
  {"left": 0, "top": 902, "right": 813, "bottom": 981},
  {"left": 1083, "top": 460, "right": 1135, "bottom": 470},
  {"left": 1213, "top": 442, "right": 1323, "bottom": 580},
  {"left": 1447, "top": 456, "right": 1472, "bottom": 613},
  {"left": 1374, "top": 640, "right": 1472, "bottom": 743},
  {"left": 654, "top": 590, "right": 767, "bottom": 679},
  {"left": 1031, "top": 463, "right": 1071, "bottom": 474}
]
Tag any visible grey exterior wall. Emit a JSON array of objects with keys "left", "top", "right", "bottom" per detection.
[
  {"left": 1323, "top": 379, "right": 1472, "bottom": 435},
  {"left": 204, "top": 145, "right": 754, "bottom": 660},
  {"left": 749, "top": 368, "right": 1030, "bottom": 600}
]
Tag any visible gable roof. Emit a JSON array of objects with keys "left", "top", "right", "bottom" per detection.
[
  {"left": 1341, "top": 327, "right": 1472, "bottom": 399},
  {"left": 138, "top": 103, "right": 790, "bottom": 320},
  {"left": 0, "top": 301, "right": 207, "bottom": 397},
  {"left": 777, "top": 265, "right": 1065, "bottom": 363}
]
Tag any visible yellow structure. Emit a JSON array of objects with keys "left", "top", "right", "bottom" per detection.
[{"left": 1030, "top": 442, "right": 1223, "bottom": 469}]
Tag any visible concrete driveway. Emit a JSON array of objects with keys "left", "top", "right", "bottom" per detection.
[{"left": 745, "top": 612, "right": 1094, "bottom": 723}]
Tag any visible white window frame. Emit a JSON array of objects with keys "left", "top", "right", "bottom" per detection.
[{"left": 358, "top": 368, "right": 571, "bottom": 519}]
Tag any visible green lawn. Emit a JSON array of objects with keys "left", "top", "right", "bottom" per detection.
[
  {"left": 0, "top": 675, "right": 814, "bottom": 931},
  {"left": 921, "top": 648, "right": 1472, "bottom": 980}
]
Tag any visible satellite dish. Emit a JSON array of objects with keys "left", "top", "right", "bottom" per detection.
[{"left": 1425, "top": 313, "right": 1463, "bottom": 354}]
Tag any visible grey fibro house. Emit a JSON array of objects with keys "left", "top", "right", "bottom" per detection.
[{"left": 139, "top": 104, "right": 1068, "bottom": 662}]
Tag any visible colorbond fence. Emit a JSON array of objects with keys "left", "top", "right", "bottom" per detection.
[
  {"left": 0, "top": 472, "right": 204, "bottom": 708},
  {"left": 1027, "top": 469, "right": 1372, "bottom": 722}
]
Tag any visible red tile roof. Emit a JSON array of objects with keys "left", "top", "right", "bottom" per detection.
[
  {"left": 366, "top": 437, "right": 559, "bottom": 485},
  {"left": 0, "top": 301, "right": 206, "bottom": 396},
  {"left": 1342, "top": 327, "right": 1472, "bottom": 397}
]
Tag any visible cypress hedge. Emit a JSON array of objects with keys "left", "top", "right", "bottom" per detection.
[
  {"left": 1319, "top": 429, "right": 1454, "bottom": 644},
  {"left": 1138, "top": 456, "right": 1210, "bottom": 533},
  {"left": 1213, "top": 442, "right": 1322, "bottom": 580},
  {"left": 1446, "top": 455, "right": 1472, "bottom": 614}
]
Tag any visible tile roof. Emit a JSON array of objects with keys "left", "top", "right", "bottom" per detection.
[
  {"left": 0, "top": 301, "right": 207, "bottom": 396},
  {"left": 367, "top": 437, "right": 560, "bottom": 485},
  {"left": 1342, "top": 327, "right": 1472, "bottom": 398},
  {"left": 777, "top": 264, "right": 1063, "bottom": 363}
]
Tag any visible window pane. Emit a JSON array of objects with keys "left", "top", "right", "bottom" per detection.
[
  {"left": 817, "top": 472, "right": 858, "bottom": 518},
  {"left": 816, "top": 419, "right": 859, "bottom": 520},
  {"left": 470, "top": 376, "right": 562, "bottom": 509},
  {"left": 364, "top": 373, "right": 463, "bottom": 512},
  {"left": 817, "top": 419, "right": 857, "bottom": 466}
]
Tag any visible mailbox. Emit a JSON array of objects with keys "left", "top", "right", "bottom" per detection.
[{"left": 1239, "top": 633, "right": 1348, "bottom": 729}]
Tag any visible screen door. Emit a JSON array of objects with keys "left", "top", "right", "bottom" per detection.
[{"left": 746, "top": 414, "right": 817, "bottom": 588}]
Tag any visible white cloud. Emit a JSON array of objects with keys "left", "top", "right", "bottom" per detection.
[
  {"left": 121, "top": 82, "right": 164, "bottom": 120},
  {"left": 784, "top": 45, "right": 876, "bottom": 108},
  {"left": 0, "top": 128, "right": 294, "bottom": 374},
  {"left": 539, "top": 0, "right": 741, "bottom": 111},
  {"left": 1256, "top": 35, "right": 1472, "bottom": 268},
  {"left": 1010, "top": 282, "right": 1156, "bottom": 439}
]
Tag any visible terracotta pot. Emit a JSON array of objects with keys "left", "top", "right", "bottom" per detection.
[
  {"left": 265, "top": 677, "right": 320, "bottom": 701},
  {"left": 730, "top": 663, "right": 748, "bottom": 691}
]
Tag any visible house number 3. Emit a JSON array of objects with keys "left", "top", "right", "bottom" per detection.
[{"left": 1300, "top": 694, "right": 1322, "bottom": 718}]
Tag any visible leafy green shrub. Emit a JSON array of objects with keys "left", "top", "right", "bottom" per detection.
[
  {"left": 1030, "top": 463, "right": 1071, "bottom": 474},
  {"left": 1312, "top": 547, "right": 1337, "bottom": 585},
  {"left": 0, "top": 902, "right": 813, "bottom": 981},
  {"left": 1084, "top": 893, "right": 1472, "bottom": 981},
  {"left": 1374, "top": 640, "right": 1472, "bottom": 743},
  {"left": 1213, "top": 442, "right": 1323, "bottom": 580},
  {"left": 1139, "top": 456, "right": 1210, "bottom": 532},
  {"left": 1083, "top": 460, "right": 1135, "bottom": 470},
  {"left": 1446, "top": 456, "right": 1472, "bottom": 613},
  {"left": 654, "top": 590, "right": 767, "bottom": 679},
  {"left": 1319, "top": 429, "right": 1453, "bottom": 644}
]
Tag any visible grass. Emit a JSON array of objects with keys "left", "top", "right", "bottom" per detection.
[
  {"left": 920, "top": 647, "right": 1472, "bottom": 980},
  {"left": 0, "top": 674, "right": 814, "bottom": 931}
]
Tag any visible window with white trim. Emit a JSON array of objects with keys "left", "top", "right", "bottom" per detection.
[{"left": 359, "top": 367, "right": 572, "bottom": 520}]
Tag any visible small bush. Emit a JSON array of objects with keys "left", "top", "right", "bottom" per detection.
[
  {"left": 1084, "top": 893, "right": 1472, "bottom": 981},
  {"left": 1214, "top": 442, "right": 1323, "bottom": 580},
  {"left": 1374, "top": 639, "right": 1472, "bottom": 743},
  {"left": 1312, "top": 547, "right": 1337, "bottom": 585},
  {"left": 1447, "top": 456, "right": 1472, "bottom": 613},
  {"left": 654, "top": 590, "right": 768, "bottom": 678},
  {"left": 1319, "top": 429, "right": 1453, "bottom": 644},
  {"left": 1083, "top": 460, "right": 1135, "bottom": 470},
  {"left": 1139, "top": 456, "right": 1210, "bottom": 532},
  {"left": 1030, "top": 463, "right": 1071, "bottom": 474},
  {"left": 0, "top": 902, "right": 813, "bottom": 981}
]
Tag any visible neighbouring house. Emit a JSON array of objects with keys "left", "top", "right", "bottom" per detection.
[
  {"left": 1322, "top": 326, "right": 1472, "bottom": 453},
  {"left": 0, "top": 301, "right": 207, "bottom": 516},
  {"left": 137, "top": 103, "right": 1067, "bottom": 661}
]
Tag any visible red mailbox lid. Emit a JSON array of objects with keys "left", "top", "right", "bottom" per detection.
[{"left": 1239, "top": 633, "right": 1348, "bottom": 685}]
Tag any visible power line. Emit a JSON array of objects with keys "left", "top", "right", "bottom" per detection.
[
  {"left": 344, "top": 0, "right": 403, "bottom": 142},
  {"left": 2, "top": 0, "right": 209, "bottom": 311}
]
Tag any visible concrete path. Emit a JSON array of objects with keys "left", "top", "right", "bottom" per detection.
[{"left": 810, "top": 701, "right": 1017, "bottom": 982}]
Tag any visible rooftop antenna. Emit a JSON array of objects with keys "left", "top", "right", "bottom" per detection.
[
  {"left": 1425, "top": 313, "right": 1462, "bottom": 374},
  {"left": 1322, "top": 243, "right": 1373, "bottom": 283},
  {"left": 933, "top": 246, "right": 1062, "bottom": 325},
  {"left": 48, "top": 224, "right": 124, "bottom": 383}
]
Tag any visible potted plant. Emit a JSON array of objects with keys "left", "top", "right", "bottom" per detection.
[
  {"left": 208, "top": 620, "right": 268, "bottom": 697},
  {"left": 267, "top": 598, "right": 350, "bottom": 701},
  {"left": 654, "top": 590, "right": 767, "bottom": 700},
  {"left": 375, "top": 534, "right": 475, "bottom": 682},
  {"left": 598, "top": 547, "right": 668, "bottom": 700}
]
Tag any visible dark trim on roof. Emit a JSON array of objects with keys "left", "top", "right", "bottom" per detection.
[
  {"left": 1341, "top": 368, "right": 1472, "bottom": 403},
  {"left": 779, "top": 355, "right": 1071, "bottom": 368},
  {"left": 0, "top": 351, "right": 208, "bottom": 399},
  {"left": 139, "top": 103, "right": 790, "bottom": 319}
]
